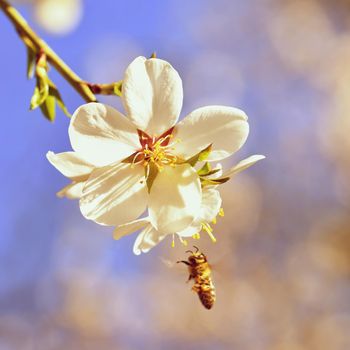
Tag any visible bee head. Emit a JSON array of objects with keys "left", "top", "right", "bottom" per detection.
[
  {"left": 188, "top": 252, "right": 207, "bottom": 264},
  {"left": 188, "top": 255, "right": 197, "bottom": 264},
  {"left": 196, "top": 253, "right": 207, "bottom": 263},
  {"left": 186, "top": 246, "right": 207, "bottom": 263}
]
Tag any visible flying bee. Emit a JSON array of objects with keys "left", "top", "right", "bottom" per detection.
[{"left": 177, "top": 246, "right": 216, "bottom": 310}]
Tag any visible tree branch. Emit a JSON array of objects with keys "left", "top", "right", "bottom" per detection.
[{"left": 0, "top": 0, "right": 121, "bottom": 103}]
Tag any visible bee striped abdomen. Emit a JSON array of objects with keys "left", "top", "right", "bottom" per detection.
[{"left": 196, "top": 277, "right": 216, "bottom": 309}]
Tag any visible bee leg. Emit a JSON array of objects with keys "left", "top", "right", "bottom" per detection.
[
  {"left": 192, "top": 284, "right": 200, "bottom": 293},
  {"left": 177, "top": 260, "right": 190, "bottom": 266},
  {"left": 186, "top": 274, "right": 194, "bottom": 283}
]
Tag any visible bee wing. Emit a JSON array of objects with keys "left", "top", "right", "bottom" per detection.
[
  {"left": 205, "top": 249, "right": 234, "bottom": 283},
  {"left": 159, "top": 256, "right": 191, "bottom": 281},
  {"left": 160, "top": 257, "right": 177, "bottom": 268}
]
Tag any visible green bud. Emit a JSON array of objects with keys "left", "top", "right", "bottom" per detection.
[
  {"left": 114, "top": 81, "right": 122, "bottom": 97},
  {"left": 26, "top": 47, "right": 36, "bottom": 79}
]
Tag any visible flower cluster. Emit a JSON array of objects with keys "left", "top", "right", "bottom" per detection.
[{"left": 47, "top": 56, "right": 264, "bottom": 254}]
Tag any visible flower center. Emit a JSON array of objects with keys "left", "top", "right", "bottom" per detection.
[
  {"left": 141, "top": 136, "right": 178, "bottom": 171},
  {"left": 125, "top": 127, "right": 181, "bottom": 171}
]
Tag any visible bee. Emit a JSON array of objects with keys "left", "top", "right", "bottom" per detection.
[{"left": 177, "top": 246, "right": 216, "bottom": 309}]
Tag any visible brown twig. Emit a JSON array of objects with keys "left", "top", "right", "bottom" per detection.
[{"left": 0, "top": 0, "right": 122, "bottom": 103}]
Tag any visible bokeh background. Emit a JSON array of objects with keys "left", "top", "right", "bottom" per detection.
[{"left": 1, "top": 0, "right": 350, "bottom": 349}]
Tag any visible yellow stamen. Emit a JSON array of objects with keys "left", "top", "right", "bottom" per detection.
[
  {"left": 207, "top": 231, "right": 217, "bottom": 243},
  {"left": 142, "top": 136, "right": 178, "bottom": 169},
  {"left": 202, "top": 222, "right": 213, "bottom": 232},
  {"left": 161, "top": 134, "right": 173, "bottom": 142},
  {"left": 219, "top": 208, "right": 225, "bottom": 217},
  {"left": 155, "top": 163, "right": 164, "bottom": 172},
  {"left": 202, "top": 223, "right": 217, "bottom": 243},
  {"left": 171, "top": 234, "right": 175, "bottom": 248},
  {"left": 179, "top": 236, "right": 188, "bottom": 246},
  {"left": 192, "top": 232, "right": 201, "bottom": 240},
  {"left": 212, "top": 217, "right": 217, "bottom": 224},
  {"left": 131, "top": 151, "right": 143, "bottom": 166}
]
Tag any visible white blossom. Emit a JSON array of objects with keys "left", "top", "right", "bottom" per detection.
[{"left": 47, "top": 56, "right": 259, "bottom": 254}]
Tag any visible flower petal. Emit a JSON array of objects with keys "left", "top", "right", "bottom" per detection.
[
  {"left": 122, "top": 56, "right": 183, "bottom": 136},
  {"left": 177, "top": 188, "right": 222, "bottom": 238},
  {"left": 149, "top": 164, "right": 201, "bottom": 234},
  {"left": 176, "top": 224, "right": 200, "bottom": 238},
  {"left": 211, "top": 163, "right": 223, "bottom": 179},
  {"left": 173, "top": 106, "right": 249, "bottom": 161},
  {"left": 199, "top": 188, "right": 222, "bottom": 222},
  {"left": 69, "top": 103, "right": 140, "bottom": 167},
  {"left": 133, "top": 224, "right": 167, "bottom": 255},
  {"left": 57, "top": 181, "right": 85, "bottom": 199},
  {"left": 224, "top": 155, "right": 265, "bottom": 177},
  {"left": 47, "top": 151, "right": 94, "bottom": 180},
  {"left": 80, "top": 163, "right": 147, "bottom": 226},
  {"left": 113, "top": 218, "right": 150, "bottom": 240}
]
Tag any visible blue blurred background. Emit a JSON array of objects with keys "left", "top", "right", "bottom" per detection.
[{"left": 1, "top": 0, "right": 350, "bottom": 349}]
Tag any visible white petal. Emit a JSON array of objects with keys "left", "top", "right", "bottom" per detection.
[
  {"left": 199, "top": 188, "right": 222, "bottom": 222},
  {"left": 69, "top": 103, "right": 140, "bottom": 167},
  {"left": 173, "top": 106, "right": 249, "bottom": 161},
  {"left": 113, "top": 218, "right": 150, "bottom": 240},
  {"left": 80, "top": 163, "right": 147, "bottom": 226},
  {"left": 177, "top": 224, "right": 201, "bottom": 238},
  {"left": 224, "top": 155, "right": 265, "bottom": 177},
  {"left": 133, "top": 224, "right": 167, "bottom": 255},
  {"left": 211, "top": 163, "right": 223, "bottom": 179},
  {"left": 149, "top": 164, "right": 201, "bottom": 233},
  {"left": 122, "top": 56, "right": 183, "bottom": 136},
  {"left": 57, "top": 181, "right": 85, "bottom": 199},
  {"left": 47, "top": 151, "right": 94, "bottom": 180},
  {"left": 177, "top": 188, "right": 221, "bottom": 238}
]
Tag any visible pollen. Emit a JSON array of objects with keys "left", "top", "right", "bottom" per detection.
[
  {"left": 192, "top": 232, "right": 201, "bottom": 240},
  {"left": 219, "top": 208, "right": 225, "bottom": 217}
]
